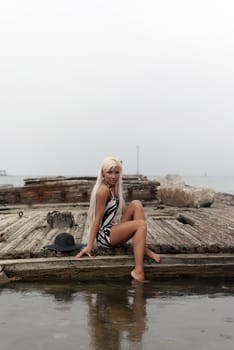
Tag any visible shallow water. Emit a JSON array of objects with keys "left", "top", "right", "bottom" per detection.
[{"left": 1, "top": 279, "right": 234, "bottom": 350}]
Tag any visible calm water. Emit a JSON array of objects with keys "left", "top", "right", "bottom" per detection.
[
  {"left": 183, "top": 176, "right": 234, "bottom": 195},
  {"left": 0, "top": 279, "right": 234, "bottom": 350},
  {"left": 0, "top": 175, "right": 28, "bottom": 187}
]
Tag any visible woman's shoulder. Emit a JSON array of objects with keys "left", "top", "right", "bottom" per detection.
[{"left": 96, "top": 183, "right": 110, "bottom": 200}]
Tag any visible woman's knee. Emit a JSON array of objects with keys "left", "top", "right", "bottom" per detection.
[{"left": 130, "top": 200, "right": 143, "bottom": 210}]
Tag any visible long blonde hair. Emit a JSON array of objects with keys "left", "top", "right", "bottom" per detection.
[{"left": 85, "top": 156, "right": 125, "bottom": 236}]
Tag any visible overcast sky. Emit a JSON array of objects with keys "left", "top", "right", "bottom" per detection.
[{"left": 0, "top": 0, "right": 233, "bottom": 176}]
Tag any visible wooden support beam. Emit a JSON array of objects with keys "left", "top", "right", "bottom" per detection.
[{"left": 1, "top": 254, "right": 234, "bottom": 282}]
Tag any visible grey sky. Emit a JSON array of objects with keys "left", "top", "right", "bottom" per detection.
[{"left": 0, "top": 0, "right": 233, "bottom": 176}]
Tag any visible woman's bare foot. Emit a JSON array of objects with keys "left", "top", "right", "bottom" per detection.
[
  {"left": 131, "top": 269, "right": 149, "bottom": 283},
  {"left": 144, "top": 247, "right": 160, "bottom": 263}
]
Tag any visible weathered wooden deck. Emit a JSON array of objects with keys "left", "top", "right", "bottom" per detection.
[
  {"left": 1, "top": 195, "right": 234, "bottom": 259},
  {"left": 1, "top": 193, "right": 234, "bottom": 282}
]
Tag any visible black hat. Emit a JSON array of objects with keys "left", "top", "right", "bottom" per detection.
[{"left": 44, "top": 233, "right": 83, "bottom": 252}]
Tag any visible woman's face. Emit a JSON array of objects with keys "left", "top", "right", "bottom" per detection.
[{"left": 103, "top": 166, "right": 121, "bottom": 186}]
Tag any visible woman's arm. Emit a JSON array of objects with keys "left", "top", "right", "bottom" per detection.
[{"left": 75, "top": 184, "right": 109, "bottom": 258}]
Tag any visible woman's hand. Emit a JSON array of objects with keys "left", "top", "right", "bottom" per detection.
[{"left": 75, "top": 246, "right": 93, "bottom": 259}]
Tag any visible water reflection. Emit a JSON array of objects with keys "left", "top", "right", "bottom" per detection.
[
  {"left": 86, "top": 282, "right": 151, "bottom": 350},
  {"left": 41, "top": 282, "right": 150, "bottom": 349},
  {"left": 1, "top": 279, "right": 234, "bottom": 350}
]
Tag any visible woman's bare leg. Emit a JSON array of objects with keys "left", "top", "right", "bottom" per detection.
[
  {"left": 144, "top": 246, "right": 160, "bottom": 263},
  {"left": 131, "top": 224, "right": 147, "bottom": 282},
  {"left": 122, "top": 200, "right": 160, "bottom": 263},
  {"left": 121, "top": 200, "right": 146, "bottom": 222},
  {"left": 110, "top": 220, "right": 147, "bottom": 282}
]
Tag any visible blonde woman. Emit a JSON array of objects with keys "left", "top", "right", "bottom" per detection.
[{"left": 75, "top": 156, "right": 160, "bottom": 282}]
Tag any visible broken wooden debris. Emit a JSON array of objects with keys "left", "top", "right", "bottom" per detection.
[
  {"left": 47, "top": 211, "right": 75, "bottom": 228},
  {"left": 0, "top": 175, "right": 159, "bottom": 205}
]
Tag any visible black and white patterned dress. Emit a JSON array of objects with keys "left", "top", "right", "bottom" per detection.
[{"left": 96, "top": 194, "right": 119, "bottom": 248}]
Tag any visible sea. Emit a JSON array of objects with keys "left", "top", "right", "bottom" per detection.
[
  {"left": 0, "top": 280, "right": 234, "bottom": 350},
  {"left": 0, "top": 174, "right": 234, "bottom": 194},
  {"left": 1, "top": 174, "right": 234, "bottom": 350}
]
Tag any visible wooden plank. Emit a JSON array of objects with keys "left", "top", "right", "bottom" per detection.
[
  {"left": 1, "top": 254, "right": 234, "bottom": 281},
  {"left": 0, "top": 213, "right": 24, "bottom": 238},
  {"left": 1, "top": 204, "right": 234, "bottom": 259},
  {"left": 147, "top": 217, "right": 173, "bottom": 246},
  {"left": 162, "top": 219, "right": 202, "bottom": 248},
  {"left": 210, "top": 207, "right": 234, "bottom": 227},
  {"left": 183, "top": 211, "right": 234, "bottom": 247},
  {"left": 0, "top": 215, "right": 46, "bottom": 256}
]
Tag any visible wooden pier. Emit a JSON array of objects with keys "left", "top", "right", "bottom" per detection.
[{"left": 1, "top": 192, "right": 234, "bottom": 282}]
